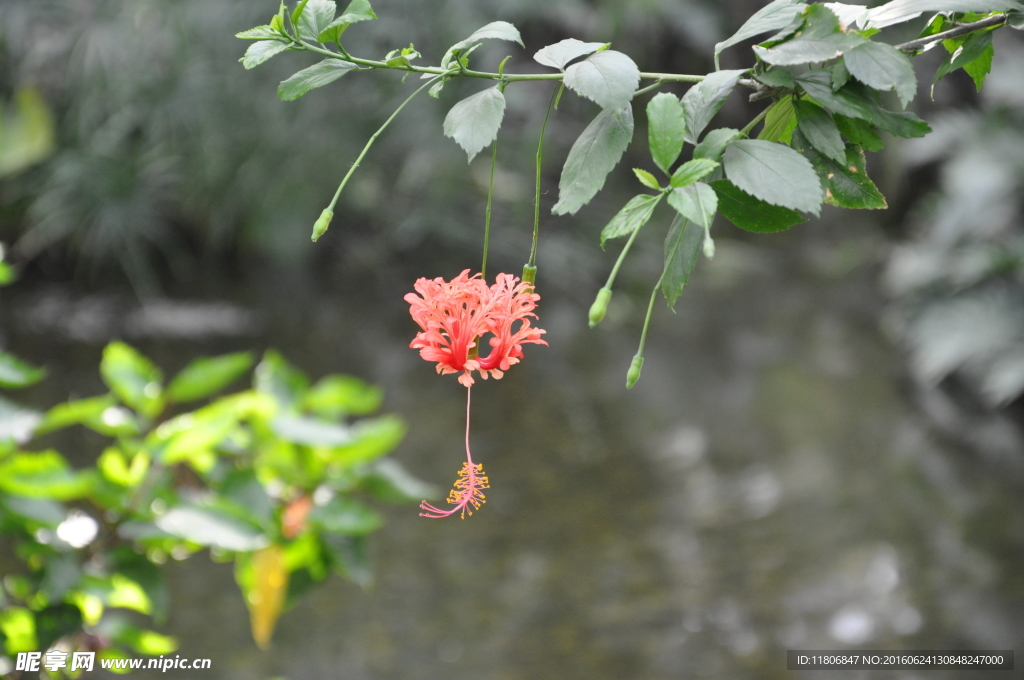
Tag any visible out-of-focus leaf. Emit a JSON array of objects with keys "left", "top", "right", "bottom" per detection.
[
  {"left": 277, "top": 59, "right": 357, "bottom": 101},
  {"left": 723, "top": 139, "right": 823, "bottom": 214},
  {"left": 33, "top": 604, "right": 82, "bottom": 653},
  {"left": 155, "top": 505, "right": 268, "bottom": 552},
  {"left": 0, "top": 352, "right": 45, "bottom": 389},
  {"left": 534, "top": 38, "right": 606, "bottom": 70},
  {"left": 710, "top": 179, "right": 807, "bottom": 232},
  {"left": 443, "top": 87, "right": 506, "bottom": 162},
  {"left": 0, "top": 495, "right": 65, "bottom": 526},
  {"left": 101, "top": 342, "right": 164, "bottom": 419},
  {"left": 36, "top": 395, "right": 115, "bottom": 435},
  {"left": 303, "top": 375, "right": 381, "bottom": 418},
  {"left": 219, "top": 469, "right": 274, "bottom": 529},
  {"left": 323, "top": 533, "right": 372, "bottom": 587},
  {"left": 97, "top": 648, "right": 132, "bottom": 674},
  {"left": 329, "top": 415, "right": 405, "bottom": 466},
  {"left": 682, "top": 70, "right": 745, "bottom": 144},
  {"left": 864, "top": 0, "right": 1021, "bottom": 30},
  {"left": 254, "top": 351, "right": 309, "bottom": 406},
  {"left": 0, "top": 606, "right": 38, "bottom": 654},
  {"left": 271, "top": 414, "right": 351, "bottom": 446},
  {"left": 167, "top": 352, "right": 254, "bottom": 403},
  {"left": 308, "top": 497, "right": 382, "bottom": 534},
  {"left": 0, "top": 88, "right": 55, "bottom": 178},
  {"left": 600, "top": 194, "right": 662, "bottom": 246},
  {"left": 661, "top": 215, "right": 703, "bottom": 310},
  {"left": 552, "top": 105, "right": 634, "bottom": 215},
  {"left": 106, "top": 574, "right": 153, "bottom": 615},
  {"left": 564, "top": 50, "right": 641, "bottom": 111},
  {"left": 0, "top": 451, "right": 92, "bottom": 500},
  {"left": 0, "top": 396, "right": 42, "bottom": 444},
  {"left": 359, "top": 458, "right": 439, "bottom": 503},
  {"left": 647, "top": 93, "right": 687, "bottom": 175}
]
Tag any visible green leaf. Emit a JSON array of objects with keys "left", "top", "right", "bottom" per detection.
[
  {"left": 323, "top": 533, "right": 372, "bottom": 587},
  {"left": 633, "top": 168, "right": 661, "bottom": 189},
  {"left": 670, "top": 158, "right": 719, "bottom": 188},
  {"left": 155, "top": 505, "right": 268, "bottom": 552},
  {"left": 303, "top": 375, "right": 381, "bottom": 417},
  {"left": 101, "top": 342, "right": 164, "bottom": 419},
  {"left": 844, "top": 42, "right": 917, "bottom": 107},
  {"left": 167, "top": 352, "right": 254, "bottom": 403},
  {"left": 308, "top": 497, "right": 383, "bottom": 535},
  {"left": 109, "top": 625, "right": 178, "bottom": 656},
  {"left": 97, "top": 648, "right": 132, "bottom": 674},
  {"left": 723, "top": 139, "right": 823, "bottom": 214},
  {"left": 0, "top": 261, "right": 13, "bottom": 285},
  {"left": 440, "top": 21, "right": 523, "bottom": 71},
  {"left": 755, "top": 68, "right": 796, "bottom": 89},
  {"left": 0, "top": 495, "right": 66, "bottom": 526},
  {"left": 552, "top": 105, "right": 634, "bottom": 216},
  {"left": 935, "top": 31, "right": 993, "bottom": 85},
  {"left": 716, "top": 0, "right": 808, "bottom": 58},
  {"left": 864, "top": 0, "right": 1022, "bottom": 30},
  {"left": 0, "top": 451, "right": 92, "bottom": 500},
  {"left": 534, "top": 39, "right": 607, "bottom": 70},
  {"left": 235, "top": 25, "right": 287, "bottom": 40},
  {"left": 33, "top": 604, "right": 82, "bottom": 652},
  {"left": 329, "top": 415, "right": 405, "bottom": 466},
  {"left": 564, "top": 50, "right": 641, "bottom": 111},
  {"left": 0, "top": 607, "right": 37, "bottom": 654},
  {"left": 254, "top": 350, "right": 309, "bottom": 406},
  {"left": 0, "top": 351, "right": 45, "bottom": 388},
  {"left": 443, "top": 87, "right": 506, "bottom": 162},
  {"left": 682, "top": 70, "right": 745, "bottom": 144},
  {"left": 757, "top": 95, "right": 797, "bottom": 143},
  {"left": 317, "top": 0, "right": 378, "bottom": 43},
  {"left": 240, "top": 41, "right": 291, "bottom": 70},
  {"left": 297, "top": 0, "right": 335, "bottom": 41},
  {"left": 277, "top": 59, "right": 357, "bottom": 101},
  {"left": 710, "top": 179, "right": 807, "bottom": 232},
  {"left": 791, "top": 130, "right": 887, "bottom": 209},
  {"left": 794, "top": 99, "right": 845, "bottom": 163},
  {"left": 834, "top": 113, "right": 884, "bottom": 151},
  {"left": 796, "top": 71, "right": 930, "bottom": 138},
  {"left": 693, "top": 127, "right": 741, "bottom": 161},
  {"left": 271, "top": 415, "right": 351, "bottom": 446},
  {"left": 962, "top": 42, "right": 994, "bottom": 90},
  {"left": 0, "top": 397, "right": 41, "bottom": 444},
  {"left": 359, "top": 458, "right": 438, "bottom": 504},
  {"left": 753, "top": 5, "right": 866, "bottom": 66},
  {"left": 661, "top": 215, "right": 703, "bottom": 310},
  {"left": 668, "top": 182, "right": 718, "bottom": 230},
  {"left": 36, "top": 394, "right": 116, "bottom": 435},
  {"left": 600, "top": 194, "right": 663, "bottom": 246},
  {"left": 832, "top": 59, "right": 851, "bottom": 90},
  {"left": 646, "top": 93, "right": 687, "bottom": 175}
]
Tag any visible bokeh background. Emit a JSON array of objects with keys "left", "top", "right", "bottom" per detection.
[{"left": 1, "top": 0, "right": 1023, "bottom": 677}]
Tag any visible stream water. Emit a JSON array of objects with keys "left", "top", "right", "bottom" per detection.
[{"left": 3, "top": 221, "right": 1022, "bottom": 679}]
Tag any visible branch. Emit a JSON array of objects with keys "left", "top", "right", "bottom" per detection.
[{"left": 895, "top": 13, "right": 1007, "bottom": 52}]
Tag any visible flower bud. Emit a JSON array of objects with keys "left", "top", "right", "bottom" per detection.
[
  {"left": 702, "top": 231, "right": 715, "bottom": 259},
  {"left": 522, "top": 264, "right": 537, "bottom": 285},
  {"left": 588, "top": 287, "right": 612, "bottom": 328},
  {"left": 311, "top": 209, "right": 333, "bottom": 242},
  {"left": 626, "top": 353, "right": 644, "bottom": 389}
]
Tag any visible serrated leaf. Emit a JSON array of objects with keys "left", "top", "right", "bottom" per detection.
[
  {"left": 317, "top": 0, "right": 378, "bottom": 42},
  {"left": 241, "top": 41, "right": 290, "bottom": 69},
  {"left": 796, "top": 71, "right": 930, "bottom": 137},
  {"left": 600, "top": 194, "right": 662, "bottom": 245},
  {"left": 794, "top": 99, "right": 845, "bottom": 163},
  {"left": 0, "top": 352, "right": 45, "bottom": 389},
  {"left": 564, "top": 50, "right": 641, "bottom": 111},
  {"left": 832, "top": 59, "right": 851, "bottom": 90},
  {"left": 935, "top": 31, "right": 992, "bottom": 83},
  {"left": 101, "top": 342, "right": 163, "bottom": 419},
  {"left": 661, "top": 214, "right": 703, "bottom": 309},
  {"left": 834, "top": 113, "right": 884, "bottom": 150},
  {"left": 277, "top": 59, "right": 357, "bottom": 101},
  {"left": 668, "top": 182, "right": 718, "bottom": 230},
  {"left": 755, "top": 68, "right": 796, "bottom": 89},
  {"left": 824, "top": 2, "right": 871, "bottom": 28},
  {"left": 844, "top": 41, "right": 917, "bottom": 106},
  {"left": 682, "top": 70, "right": 745, "bottom": 144},
  {"left": 297, "top": 0, "right": 336, "bottom": 41},
  {"left": 441, "top": 21, "right": 523, "bottom": 70},
  {"left": 791, "top": 129, "right": 886, "bottom": 209},
  {"left": 167, "top": 352, "right": 254, "bottom": 403},
  {"left": 716, "top": 0, "right": 808, "bottom": 57},
  {"left": 710, "top": 179, "right": 807, "bottom": 232},
  {"left": 758, "top": 95, "right": 797, "bottom": 143},
  {"left": 864, "top": 0, "right": 1022, "bottom": 30},
  {"left": 236, "top": 25, "right": 286, "bottom": 40},
  {"left": 670, "top": 159, "right": 719, "bottom": 188},
  {"left": 693, "top": 127, "right": 741, "bottom": 161},
  {"left": 723, "top": 139, "right": 823, "bottom": 214},
  {"left": 633, "top": 168, "right": 661, "bottom": 189},
  {"left": 534, "top": 38, "right": 606, "bottom": 70},
  {"left": 753, "top": 5, "right": 866, "bottom": 66},
  {"left": 962, "top": 42, "right": 994, "bottom": 90},
  {"left": 646, "top": 93, "right": 687, "bottom": 175},
  {"left": 443, "top": 87, "right": 505, "bottom": 162},
  {"left": 552, "top": 105, "right": 634, "bottom": 215}
]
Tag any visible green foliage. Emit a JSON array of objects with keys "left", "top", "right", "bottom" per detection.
[
  {"left": 278, "top": 59, "right": 358, "bottom": 101},
  {"left": 564, "top": 51, "right": 641, "bottom": 111},
  {"left": 753, "top": 5, "right": 866, "bottom": 65},
  {"left": 661, "top": 215, "right": 703, "bottom": 309},
  {"left": 723, "top": 139, "right": 823, "bottom": 214},
  {"left": 646, "top": 93, "right": 687, "bottom": 175},
  {"left": 0, "top": 341, "right": 421, "bottom": 661},
  {"left": 600, "top": 195, "right": 662, "bottom": 245},
  {"left": 552, "top": 106, "right": 634, "bottom": 216},
  {"left": 715, "top": 0, "right": 807, "bottom": 62},
  {"left": 443, "top": 88, "right": 507, "bottom": 162},
  {"left": 710, "top": 180, "right": 807, "bottom": 233},
  {"left": 534, "top": 39, "right": 606, "bottom": 71},
  {"left": 681, "top": 70, "right": 744, "bottom": 144}
]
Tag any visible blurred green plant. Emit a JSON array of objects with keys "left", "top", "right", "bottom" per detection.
[
  {"left": 0, "top": 88, "right": 55, "bottom": 179},
  {"left": 0, "top": 327, "right": 432, "bottom": 668}
]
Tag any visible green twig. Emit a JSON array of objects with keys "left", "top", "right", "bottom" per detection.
[
  {"left": 739, "top": 106, "right": 770, "bottom": 138},
  {"left": 482, "top": 140, "right": 498, "bottom": 279},
  {"left": 528, "top": 84, "right": 561, "bottom": 270}
]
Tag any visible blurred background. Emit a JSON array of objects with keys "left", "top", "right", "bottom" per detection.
[{"left": 1, "top": 0, "right": 1023, "bottom": 677}]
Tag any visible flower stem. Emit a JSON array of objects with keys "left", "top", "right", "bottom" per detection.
[
  {"left": 627, "top": 282, "right": 661, "bottom": 388},
  {"left": 464, "top": 385, "right": 473, "bottom": 466},
  {"left": 739, "top": 106, "right": 770, "bottom": 138},
  {"left": 324, "top": 75, "right": 442, "bottom": 215},
  {"left": 527, "top": 83, "right": 561, "bottom": 272},
  {"left": 482, "top": 141, "right": 497, "bottom": 280}
]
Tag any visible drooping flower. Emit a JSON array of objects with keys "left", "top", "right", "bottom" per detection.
[
  {"left": 419, "top": 460, "right": 490, "bottom": 519},
  {"left": 405, "top": 270, "right": 547, "bottom": 387}
]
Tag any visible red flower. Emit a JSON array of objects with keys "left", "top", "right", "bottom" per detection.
[{"left": 405, "top": 270, "right": 547, "bottom": 387}]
